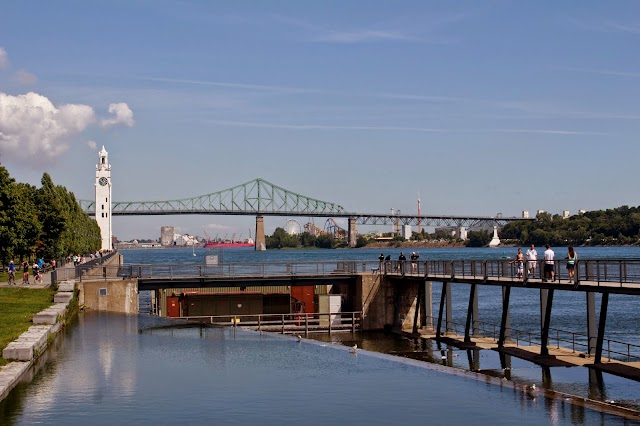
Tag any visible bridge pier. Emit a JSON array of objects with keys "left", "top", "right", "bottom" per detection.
[
  {"left": 348, "top": 217, "right": 357, "bottom": 248},
  {"left": 255, "top": 215, "right": 265, "bottom": 251}
]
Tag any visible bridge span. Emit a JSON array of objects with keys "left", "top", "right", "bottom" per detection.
[
  {"left": 80, "top": 178, "right": 532, "bottom": 248},
  {"left": 73, "top": 257, "right": 640, "bottom": 382}
]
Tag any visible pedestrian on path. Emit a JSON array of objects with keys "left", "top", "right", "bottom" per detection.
[
  {"left": 526, "top": 244, "right": 538, "bottom": 278},
  {"left": 22, "top": 260, "right": 29, "bottom": 284},
  {"left": 543, "top": 244, "right": 555, "bottom": 282},
  {"left": 566, "top": 246, "right": 578, "bottom": 283}
]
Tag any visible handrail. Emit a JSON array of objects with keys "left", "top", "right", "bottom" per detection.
[
  {"left": 182, "top": 311, "right": 362, "bottom": 336},
  {"left": 424, "top": 315, "right": 640, "bottom": 362}
]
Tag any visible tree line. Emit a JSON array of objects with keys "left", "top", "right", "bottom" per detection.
[
  {"left": 500, "top": 206, "right": 640, "bottom": 246},
  {"left": 0, "top": 165, "right": 101, "bottom": 266}
]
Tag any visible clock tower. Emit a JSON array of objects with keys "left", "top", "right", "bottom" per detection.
[{"left": 95, "top": 145, "right": 112, "bottom": 251}]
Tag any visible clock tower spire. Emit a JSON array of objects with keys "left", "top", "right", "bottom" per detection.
[{"left": 95, "top": 145, "right": 112, "bottom": 250}]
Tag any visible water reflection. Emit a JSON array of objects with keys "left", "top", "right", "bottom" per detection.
[
  {"left": 1, "top": 314, "right": 638, "bottom": 425},
  {"left": 308, "top": 330, "right": 640, "bottom": 413}
]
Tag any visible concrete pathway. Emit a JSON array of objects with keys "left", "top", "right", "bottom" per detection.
[{"left": 0, "top": 264, "right": 76, "bottom": 289}]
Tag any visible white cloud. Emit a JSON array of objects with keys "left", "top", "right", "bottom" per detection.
[
  {"left": 101, "top": 103, "right": 134, "bottom": 127},
  {"left": 0, "top": 47, "right": 7, "bottom": 69},
  {"left": 87, "top": 140, "right": 98, "bottom": 150},
  {"left": 13, "top": 69, "right": 37, "bottom": 85},
  {"left": 0, "top": 92, "right": 135, "bottom": 167}
]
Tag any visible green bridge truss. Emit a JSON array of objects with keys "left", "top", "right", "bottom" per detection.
[
  {"left": 80, "top": 177, "right": 531, "bottom": 228},
  {"left": 80, "top": 178, "right": 345, "bottom": 217}
]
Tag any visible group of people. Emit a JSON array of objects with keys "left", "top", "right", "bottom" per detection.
[
  {"left": 513, "top": 244, "right": 578, "bottom": 283},
  {"left": 6, "top": 258, "right": 48, "bottom": 285},
  {"left": 378, "top": 251, "right": 420, "bottom": 274}
]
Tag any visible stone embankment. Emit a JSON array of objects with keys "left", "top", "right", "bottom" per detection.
[{"left": 0, "top": 280, "right": 75, "bottom": 401}]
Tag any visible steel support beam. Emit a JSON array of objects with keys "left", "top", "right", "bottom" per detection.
[
  {"left": 422, "top": 281, "right": 432, "bottom": 329},
  {"left": 412, "top": 282, "right": 423, "bottom": 334},
  {"left": 587, "top": 292, "right": 597, "bottom": 356},
  {"left": 464, "top": 283, "right": 477, "bottom": 343},
  {"left": 540, "top": 289, "right": 555, "bottom": 356},
  {"left": 436, "top": 282, "right": 447, "bottom": 339},
  {"left": 498, "top": 286, "right": 511, "bottom": 347},
  {"left": 595, "top": 293, "right": 609, "bottom": 363},
  {"left": 445, "top": 282, "right": 453, "bottom": 334}
]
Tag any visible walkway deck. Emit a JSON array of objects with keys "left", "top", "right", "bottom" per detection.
[{"left": 412, "top": 329, "right": 640, "bottom": 381}]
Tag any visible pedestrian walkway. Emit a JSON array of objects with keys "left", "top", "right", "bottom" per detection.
[{"left": 0, "top": 263, "right": 76, "bottom": 289}]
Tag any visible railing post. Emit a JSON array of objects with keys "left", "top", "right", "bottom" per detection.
[
  {"left": 305, "top": 314, "right": 309, "bottom": 337},
  {"left": 328, "top": 314, "right": 332, "bottom": 334},
  {"left": 258, "top": 315, "right": 261, "bottom": 332},
  {"left": 352, "top": 312, "right": 356, "bottom": 333},
  {"left": 282, "top": 314, "right": 285, "bottom": 334}
]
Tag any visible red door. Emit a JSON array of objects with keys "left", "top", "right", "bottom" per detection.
[
  {"left": 291, "top": 286, "right": 315, "bottom": 314},
  {"left": 167, "top": 296, "right": 180, "bottom": 317}
]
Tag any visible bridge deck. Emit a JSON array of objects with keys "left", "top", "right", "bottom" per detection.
[{"left": 415, "top": 330, "right": 640, "bottom": 380}]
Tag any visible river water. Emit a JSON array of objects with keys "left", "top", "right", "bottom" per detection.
[{"left": 2, "top": 246, "right": 640, "bottom": 424}]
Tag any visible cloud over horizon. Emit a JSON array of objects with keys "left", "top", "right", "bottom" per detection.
[{"left": 0, "top": 92, "right": 134, "bottom": 166}]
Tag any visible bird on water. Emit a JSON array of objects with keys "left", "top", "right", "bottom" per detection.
[{"left": 350, "top": 344, "right": 358, "bottom": 354}]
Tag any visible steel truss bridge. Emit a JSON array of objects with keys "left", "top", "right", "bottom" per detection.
[{"left": 80, "top": 178, "right": 529, "bottom": 228}]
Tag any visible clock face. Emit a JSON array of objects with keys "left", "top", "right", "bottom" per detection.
[{"left": 99, "top": 177, "right": 108, "bottom": 186}]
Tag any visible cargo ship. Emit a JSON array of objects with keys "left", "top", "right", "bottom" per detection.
[
  {"left": 204, "top": 240, "right": 254, "bottom": 248},
  {"left": 203, "top": 230, "right": 254, "bottom": 248}
]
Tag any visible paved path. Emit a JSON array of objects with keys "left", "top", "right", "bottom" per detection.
[{"left": 0, "top": 264, "right": 75, "bottom": 289}]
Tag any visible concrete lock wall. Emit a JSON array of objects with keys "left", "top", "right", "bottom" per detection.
[
  {"left": 356, "top": 273, "right": 420, "bottom": 331},
  {"left": 78, "top": 279, "right": 138, "bottom": 314}
]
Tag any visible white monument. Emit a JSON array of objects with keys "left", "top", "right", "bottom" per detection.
[
  {"left": 95, "top": 146, "right": 112, "bottom": 251},
  {"left": 488, "top": 226, "right": 501, "bottom": 247}
]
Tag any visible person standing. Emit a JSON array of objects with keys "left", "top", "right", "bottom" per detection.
[
  {"left": 514, "top": 248, "right": 524, "bottom": 280},
  {"left": 526, "top": 244, "right": 538, "bottom": 278},
  {"left": 566, "top": 246, "right": 578, "bottom": 283},
  {"left": 22, "top": 260, "right": 29, "bottom": 284},
  {"left": 398, "top": 252, "right": 406, "bottom": 274},
  {"left": 543, "top": 244, "right": 555, "bottom": 282}
]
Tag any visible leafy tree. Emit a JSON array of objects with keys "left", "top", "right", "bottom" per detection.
[{"left": 466, "top": 230, "right": 491, "bottom": 247}]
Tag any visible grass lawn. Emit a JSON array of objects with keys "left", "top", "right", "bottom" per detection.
[{"left": 0, "top": 287, "right": 55, "bottom": 366}]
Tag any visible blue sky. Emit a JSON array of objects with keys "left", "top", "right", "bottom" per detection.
[{"left": 1, "top": 1, "right": 639, "bottom": 240}]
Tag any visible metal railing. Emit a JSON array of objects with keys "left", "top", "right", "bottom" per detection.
[
  {"left": 425, "top": 315, "right": 640, "bottom": 362},
  {"left": 182, "top": 311, "right": 362, "bottom": 335},
  {"left": 52, "top": 251, "right": 120, "bottom": 282},
  {"left": 117, "top": 260, "right": 381, "bottom": 280},
  {"left": 384, "top": 259, "right": 640, "bottom": 288}
]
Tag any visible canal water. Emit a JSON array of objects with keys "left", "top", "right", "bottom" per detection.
[
  {"left": 1, "top": 313, "right": 635, "bottom": 425},
  {"left": 2, "top": 246, "right": 640, "bottom": 424}
]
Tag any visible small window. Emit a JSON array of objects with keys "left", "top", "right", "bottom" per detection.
[
  {"left": 101, "top": 158, "right": 105, "bottom": 164},
  {"left": 105, "top": 198, "right": 108, "bottom": 202},
  {"left": 102, "top": 204, "right": 104, "bottom": 210},
  {"left": 101, "top": 213, "right": 104, "bottom": 218},
  {"left": 106, "top": 213, "right": 108, "bottom": 217},
  {"left": 99, "top": 288, "right": 107, "bottom": 296}
]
